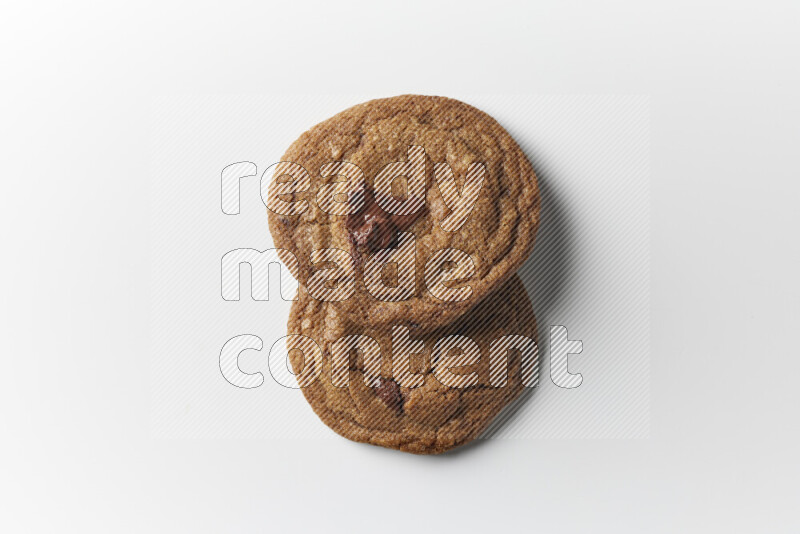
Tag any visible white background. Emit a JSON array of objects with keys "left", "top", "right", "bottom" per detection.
[{"left": 2, "top": 1, "right": 799, "bottom": 532}]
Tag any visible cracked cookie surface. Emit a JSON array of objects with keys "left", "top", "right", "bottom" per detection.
[
  {"left": 287, "top": 275, "right": 537, "bottom": 454},
  {"left": 268, "top": 95, "right": 540, "bottom": 331}
]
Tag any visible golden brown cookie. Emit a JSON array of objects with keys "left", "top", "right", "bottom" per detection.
[
  {"left": 268, "top": 95, "right": 540, "bottom": 332},
  {"left": 287, "top": 275, "right": 538, "bottom": 454}
]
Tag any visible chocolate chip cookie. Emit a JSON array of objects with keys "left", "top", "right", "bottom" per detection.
[
  {"left": 287, "top": 274, "right": 538, "bottom": 454},
  {"left": 268, "top": 95, "right": 540, "bottom": 331}
]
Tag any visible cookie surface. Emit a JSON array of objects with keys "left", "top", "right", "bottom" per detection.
[
  {"left": 268, "top": 95, "right": 540, "bottom": 331},
  {"left": 287, "top": 275, "right": 538, "bottom": 454}
]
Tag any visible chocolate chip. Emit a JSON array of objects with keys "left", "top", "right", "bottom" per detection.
[
  {"left": 375, "top": 377, "right": 404, "bottom": 413},
  {"left": 345, "top": 186, "right": 426, "bottom": 256}
]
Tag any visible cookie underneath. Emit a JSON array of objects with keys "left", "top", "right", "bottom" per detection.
[{"left": 287, "top": 275, "right": 538, "bottom": 454}]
